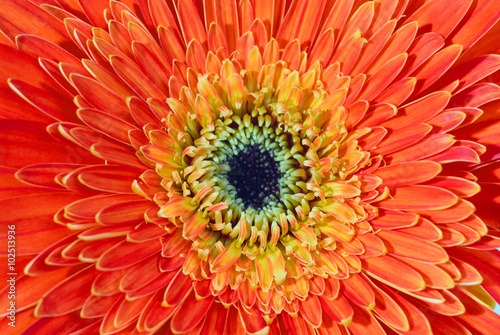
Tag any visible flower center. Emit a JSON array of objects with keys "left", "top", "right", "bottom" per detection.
[{"left": 222, "top": 144, "right": 282, "bottom": 211}]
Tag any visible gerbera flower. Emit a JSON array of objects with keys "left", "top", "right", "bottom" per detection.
[{"left": 1, "top": 0, "right": 500, "bottom": 333}]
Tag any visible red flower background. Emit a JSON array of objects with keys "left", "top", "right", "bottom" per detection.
[{"left": 1, "top": 0, "right": 500, "bottom": 334}]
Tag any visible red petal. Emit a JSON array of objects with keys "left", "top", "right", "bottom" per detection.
[
  {"left": 8, "top": 78, "right": 79, "bottom": 123},
  {"left": 280, "top": 310, "right": 315, "bottom": 335},
  {"left": 120, "top": 254, "right": 163, "bottom": 292},
  {"left": 239, "top": 304, "right": 270, "bottom": 334},
  {"left": 141, "top": 289, "right": 176, "bottom": 332},
  {"left": 0, "top": 120, "right": 90, "bottom": 168},
  {"left": 81, "top": 293, "right": 121, "bottom": 318},
  {"left": 128, "top": 271, "right": 177, "bottom": 300},
  {"left": 0, "top": 267, "right": 73, "bottom": 314},
  {"left": 200, "top": 301, "right": 228, "bottom": 335}
]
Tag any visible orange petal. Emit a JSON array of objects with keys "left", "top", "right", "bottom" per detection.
[
  {"left": 339, "top": 2, "right": 374, "bottom": 45},
  {"left": 406, "top": 0, "right": 472, "bottom": 38},
  {"left": 183, "top": 211, "right": 210, "bottom": 239},
  {"left": 356, "top": 103, "right": 397, "bottom": 128},
  {"left": 357, "top": 233, "right": 386, "bottom": 257},
  {"left": 377, "top": 230, "right": 448, "bottom": 263},
  {"left": 299, "top": 294, "right": 322, "bottom": 328},
  {"left": 351, "top": 19, "right": 397, "bottom": 76},
  {"left": 239, "top": 304, "right": 270, "bottom": 335},
  {"left": 319, "top": 199, "right": 357, "bottom": 223},
  {"left": 97, "top": 239, "right": 161, "bottom": 270},
  {"left": 342, "top": 273, "right": 375, "bottom": 309},
  {"left": 211, "top": 240, "right": 243, "bottom": 272},
  {"left": 255, "top": 251, "right": 273, "bottom": 292},
  {"left": 357, "top": 53, "right": 407, "bottom": 101},
  {"left": 35, "top": 266, "right": 96, "bottom": 317},
  {"left": 70, "top": 74, "right": 130, "bottom": 120},
  {"left": 308, "top": 28, "right": 335, "bottom": 67},
  {"left": 163, "top": 269, "right": 193, "bottom": 307},
  {"left": 176, "top": 0, "right": 207, "bottom": 48},
  {"left": 375, "top": 161, "right": 442, "bottom": 188},
  {"left": 96, "top": 200, "right": 152, "bottom": 226},
  {"left": 121, "top": 254, "right": 162, "bottom": 292},
  {"left": 365, "top": 21, "right": 418, "bottom": 76},
  {"left": 201, "top": 301, "right": 228, "bottom": 335},
  {"left": 417, "top": 289, "right": 465, "bottom": 316},
  {"left": 373, "top": 123, "right": 432, "bottom": 156},
  {"left": 389, "top": 289, "right": 433, "bottom": 335},
  {"left": 395, "top": 257, "right": 455, "bottom": 289},
  {"left": 347, "top": 303, "right": 385, "bottom": 335},
  {"left": 362, "top": 255, "right": 425, "bottom": 291},
  {"left": 410, "top": 44, "right": 463, "bottom": 95},
  {"left": 378, "top": 185, "right": 458, "bottom": 211},
  {"left": 110, "top": 55, "right": 165, "bottom": 100},
  {"left": 171, "top": 292, "right": 214, "bottom": 333},
  {"left": 367, "top": 277, "right": 410, "bottom": 331},
  {"left": 388, "top": 133, "right": 456, "bottom": 164},
  {"left": 320, "top": 294, "right": 353, "bottom": 325},
  {"left": 381, "top": 91, "right": 451, "bottom": 129},
  {"left": 370, "top": 209, "right": 419, "bottom": 229},
  {"left": 449, "top": 0, "right": 500, "bottom": 50},
  {"left": 158, "top": 196, "right": 197, "bottom": 218}
]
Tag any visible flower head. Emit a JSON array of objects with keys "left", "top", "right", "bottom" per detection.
[{"left": 1, "top": 0, "right": 500, "bottom": 334}]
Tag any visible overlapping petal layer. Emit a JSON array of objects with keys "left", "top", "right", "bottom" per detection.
[{"left": 1, "top": 0, "right": 500, "bottom": 334}]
